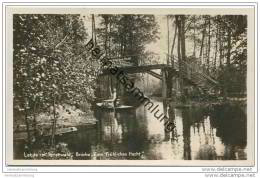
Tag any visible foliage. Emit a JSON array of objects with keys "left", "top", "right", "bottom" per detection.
[
  {"left": 169, "top": 15, "right": 247, "bottom": 96},
  {"left": 13, "top": 14, "right": 97, "bottom": 145},
  {"left": 97, "top": 14, "right": 159, "bottom": 65}
]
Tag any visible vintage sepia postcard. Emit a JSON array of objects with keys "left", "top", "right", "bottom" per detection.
[{"left": 4, "top": 6, "right": 255, "bottom": 166}]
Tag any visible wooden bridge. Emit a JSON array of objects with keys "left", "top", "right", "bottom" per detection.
[{"left": 101, "top": 55, "right": 219, "bottom": 99}]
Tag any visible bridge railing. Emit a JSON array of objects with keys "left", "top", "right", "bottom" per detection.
[{"left": 168, "top": 55, "right": 218, "bottom": 88}]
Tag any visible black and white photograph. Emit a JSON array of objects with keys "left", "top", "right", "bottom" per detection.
[{"left": 4, "top": 6, "right": 255, "bottom": 167}]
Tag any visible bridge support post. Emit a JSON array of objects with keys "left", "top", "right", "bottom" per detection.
[
  {"left": 162, "top": 68, "right": 173, "bottom": 100},
  {"left": 162, "top": 69, "right": 167, "bottom": 100},
  {"left": 162, "top": 68, "right": 174, "bottom": 138}
]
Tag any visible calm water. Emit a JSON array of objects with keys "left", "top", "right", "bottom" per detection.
[
  {"left": 57, "top": 99, "right": 247, "bottom": 160},
  {"left": 14, "top": 99, "right": 247, "bottom": 160}
]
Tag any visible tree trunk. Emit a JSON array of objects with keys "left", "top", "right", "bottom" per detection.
[
  {"left": 170, "top": 20, "right": 178, "bottom": 60},
  {"left": 227, "top": 26, "right": 232, "bottom": 66},
  {"left": 180, "top": 15, "right": 186, "bottom": 62},
  {"left": 193, "top": 18, "right": 196, "bottom": 57},
  {"left": 219, "top": 25, "right": 224, "bottom": 67},
  {"left": 108, "top": 22, "right": 111, "bottom": 57},
  {"left": 214, "top": 20, "right": 219, "bottom": 70},
  {"left": 176, "top": 16, "right": 182, "bottom": 64},
  {"left": 51, "top": 96, "right": 57, "bottom": 147},
  {"left": 24, "top": 106, "right": 31, "bottom": 146},
  {"left": 199, "top": 19, "right": 207, "bottom": 64},
  {"left": 207, "top": 17, "right": 211, "bottom": 72},
  {"left": 167, "top": 15, "right": 170, "bottom": 64},
  {"left": 176, "top": 15, "right": 184, "bottom": 97},
  {"left": 108, "top": 22, "right": 112, "bottom": 97},
  {"left": 33, "top": 99, "right": 38, "bottom": 138},
  {"left": 104, "top": 16, "right": 108, "bottom": 55}
]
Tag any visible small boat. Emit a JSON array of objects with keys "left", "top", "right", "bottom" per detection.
[
  {"left": 96, "top": 102, "right": 134, "bottom": 110},
  {"left": 56, "top": 127, "right": 78, "bottom": 135},
  {"left": 42, "top": 126, "right": 78, "bottom": 137}
]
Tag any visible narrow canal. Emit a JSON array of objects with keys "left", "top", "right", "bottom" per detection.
[{"left": 46, "top": 98, "right": 247, "bottom": 160}]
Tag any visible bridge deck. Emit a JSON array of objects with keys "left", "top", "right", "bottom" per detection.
[
  {"left": 102, "top": 64, "right": 176, "bottom": 75},
  {"left": 100, "top": 60, "right": 219, "bottom": 90}
]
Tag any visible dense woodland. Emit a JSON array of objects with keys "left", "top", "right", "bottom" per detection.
[{"left": 13, "top": 14, "right": 247, "bottom": 152}]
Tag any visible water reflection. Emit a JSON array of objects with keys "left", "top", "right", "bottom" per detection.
[
  {"left": 14, "top": 99, "right": 247, "bottom": 160},
  {"left": 210, "top": 103, "right": 247, "bottom": 160}
]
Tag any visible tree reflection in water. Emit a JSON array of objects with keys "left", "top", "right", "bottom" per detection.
[
  {"left": 14, "top": 100, "right": 247, "bottom": 160},
  {"left": 210, "top": 103, "right": 247, "bottom": 160}
]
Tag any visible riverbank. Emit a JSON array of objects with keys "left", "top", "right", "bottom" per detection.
[
  {"left": 14, "top": 103, "right": 97, "bottom": 141},
  {"left": 149, "top": 95, "right": 246, "bottom": 107}
]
